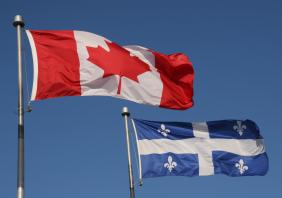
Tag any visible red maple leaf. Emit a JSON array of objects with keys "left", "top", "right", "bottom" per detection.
[{"left": 87, "top": 41, "right": 151, "bottom": 94}]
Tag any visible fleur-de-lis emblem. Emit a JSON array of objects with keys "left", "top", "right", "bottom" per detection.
[
  {"left": 233, "top": 121, "right": 247, "bottom": 136},
  {"left": 158, "top": 124, "right": 170, "bottom": 137},
  {"left": 235, "top": 159, "right": 248, "bottom": 175},
  {"left": 164, "top": 156, "right": 177, "bottom": 172}
]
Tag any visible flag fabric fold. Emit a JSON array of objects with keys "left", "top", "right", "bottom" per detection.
[
  {"left": 131, "top": 119, "right": 268, "bottom": 179},
  {"left": 26, "top": 30, "right": 194, "bottom": 110}
]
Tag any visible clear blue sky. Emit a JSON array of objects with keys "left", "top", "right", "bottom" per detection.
[{"left": 0, "top": 0, "right": 281, "bottom": 197}]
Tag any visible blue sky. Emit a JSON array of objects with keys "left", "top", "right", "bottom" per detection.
[{"left": 0, "top": 0, "right": 281, "bottom": 197}]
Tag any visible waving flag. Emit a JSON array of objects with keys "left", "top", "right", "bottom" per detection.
[
  {"left": 132, "top": 119, "right": 268, "bottom": 179},
  {"left": 26, "top": 30, "right": 194, "bottom": 110}
]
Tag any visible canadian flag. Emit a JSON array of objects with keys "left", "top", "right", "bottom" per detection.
[{"left": 26, "top": 30, "right": 194, "bottom": 110}]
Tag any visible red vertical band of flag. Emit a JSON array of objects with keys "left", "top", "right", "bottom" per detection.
[{"left": 30, "top": 30, "right": 81, "bottom": 100}]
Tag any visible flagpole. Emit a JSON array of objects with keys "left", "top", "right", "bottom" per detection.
[
  {"left": 121, "top": 107, "right": 135, "bottom": 198},
  {"left": 13, "top": 15, "right": 25, "bottom": 198}
]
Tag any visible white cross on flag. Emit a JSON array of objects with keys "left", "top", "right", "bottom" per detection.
[{"left": 26, "top": 30, "right": 194, "bottom": 110}]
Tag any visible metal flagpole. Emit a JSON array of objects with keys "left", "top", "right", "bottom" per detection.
[
  {"left": 13, "top": 15, "right": 25, "bottom": 198},
  {"left": 121, "top": 107, "right": 135, "bottom": 198}
]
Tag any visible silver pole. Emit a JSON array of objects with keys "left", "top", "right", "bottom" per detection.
[
  {"left": 13, "top": 15, "right": 25, "bottom": 198},
  {"left": 121, "top": 107, "right": 135, "bottom": 198}
]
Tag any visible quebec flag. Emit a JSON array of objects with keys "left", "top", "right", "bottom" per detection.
[{"left": 131, "top": 119, "right": 268, "bottom": 179}]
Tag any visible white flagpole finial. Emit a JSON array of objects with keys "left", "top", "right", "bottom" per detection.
[
  {"left": 13, "top": 15, "right": 25, "bottom": 27},
  {"left": 122, "top": 106, "right": 130, "bottom": 116}
]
